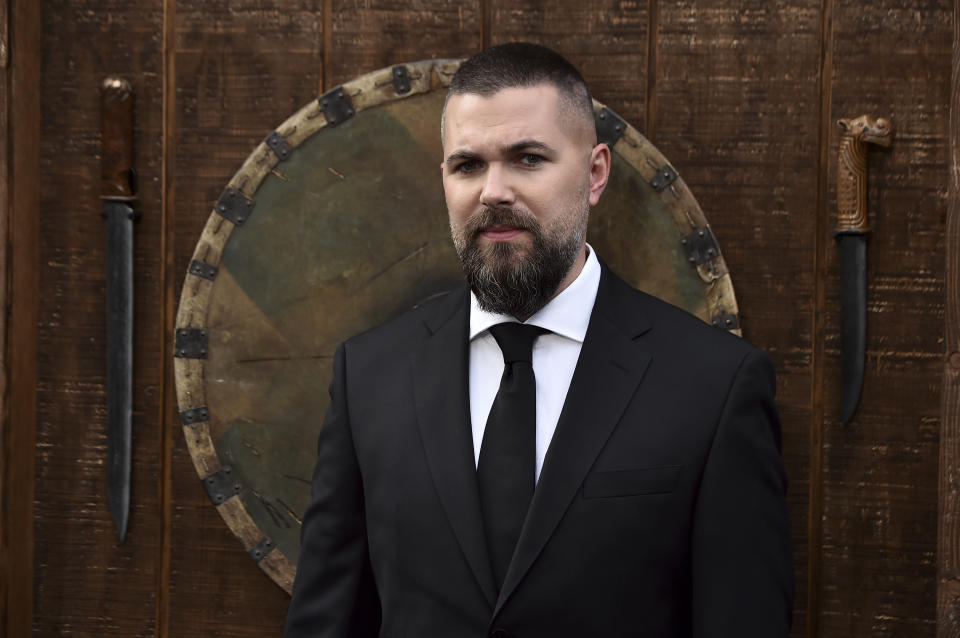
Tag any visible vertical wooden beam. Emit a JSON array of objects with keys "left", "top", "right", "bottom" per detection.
[
  {"left": 322, "top": 0, "right": 332, "bottom": 92},
  {"left": 156, "top": 0, "right": 176, "bottom": 637},
  {"left": 810, "top": 0, "right": 834, "bottom": 636},
  {"left": 643, "top": 0, "right": 658, "bottom": 140},
  {"left": 938, "top": 1, "right": 960, "bottom": 635},
  {"left": 482, "top": 0, "right": 491, "bottom": 50},
  {"left": 0, "top": 0, "right": 10, "bottom": 631},
  {"left": 2, "top": 0, "right": 40, "bottom": 636}
]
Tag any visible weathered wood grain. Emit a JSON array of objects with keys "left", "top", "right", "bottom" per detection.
[
  {"left": 820, "top": 1, "right": 951, "bottom": 636},
  {"left": 4, "top": 2, "right": 41, "bottom": 636},
  {"left": 654, "top": 2, "right": 822, "bottom": 635},
  {"left": 329, "top": 0, "right": 481, "bottom": 88},
  {"left": 0, "top": 0, "right": 12, "bottom": 633},
  {"left": 32, "top": 1, "right": 164, "bottom": 635},
  {"left": 810, "top": 2, "right": 835, "bottom": 634},
  {"left": 157, "top": 2, "right": 177, "bottom": 635},
  {"left": 937, "top": 0, "right": 960, "bottom": 635},
  {"left": 168, "top": 2, "right": 322, "bottom": 635},
  {"left": 489, "top": 0, "right": 648, "bottom": 134},
  {"left": 0, "top": 21, "right": 10, "bottom": 631}
]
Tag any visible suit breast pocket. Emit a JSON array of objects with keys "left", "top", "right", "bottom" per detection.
[{"left": 582, "top": 465, "right": 683, "bottom": 498}]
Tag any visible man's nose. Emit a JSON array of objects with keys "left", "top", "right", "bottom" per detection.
[{"left": 479, "top": 164, "right": 515, "bottom": 207}]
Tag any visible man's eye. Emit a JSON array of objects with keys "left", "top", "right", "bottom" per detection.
[
  {"left": 454, "top": 159, "right": 482, "bottom": 173},
  {"left": 519, "top": 154, "right": 544, "bottom": 167}
]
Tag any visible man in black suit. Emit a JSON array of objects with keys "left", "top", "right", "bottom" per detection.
[{"left": 284, "top": 43, "right": 793, "bottom": 637}]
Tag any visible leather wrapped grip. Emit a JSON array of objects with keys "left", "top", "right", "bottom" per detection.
[{"left": 100, "top": 77, "right": 135, "bottom": 200}]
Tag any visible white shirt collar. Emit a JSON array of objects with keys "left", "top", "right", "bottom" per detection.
[{"left": 469, "top": 244, "right": 601, "bottom": 343}]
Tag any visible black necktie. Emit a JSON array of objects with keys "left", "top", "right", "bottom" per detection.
[{"left": 478, "top": 322, "right": 549, "bottom": 590}]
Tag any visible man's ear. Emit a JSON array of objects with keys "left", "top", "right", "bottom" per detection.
[{"left": 588, "top": 143, "right": 612, "bottom": 206}]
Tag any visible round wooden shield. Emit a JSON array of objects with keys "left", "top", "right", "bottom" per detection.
[{"left": 174, "top": 59, "right": 740, "bottom": 593}]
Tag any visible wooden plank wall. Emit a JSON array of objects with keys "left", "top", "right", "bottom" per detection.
[
  {"left": 939, "top": 2, "right": 960, "bottom": 634},
  {"left": 8, "top": 0, "right": 953, "bottom": 636},
  {"left": 167, "top": 3, "right": 324, "bottom": 635},
  {"left": 2, "top": 1, "right": 41, "bottom": 637},
  {"left": 32, "top": 1, "right": 164, "bottom": 635},
  {"left": 654, "top": 3, "right": 821, "bottom": 634},
  {"left": 820, "top": 1, "right": 950, "bottom": 635}
]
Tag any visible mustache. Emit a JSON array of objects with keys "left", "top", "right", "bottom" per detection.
[{"left": 465, "top": 206, "right": 540, "bottom": 237}]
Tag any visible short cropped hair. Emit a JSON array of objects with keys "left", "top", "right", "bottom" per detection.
[{"left": 442, "top": 42, "right": 597, "bottom": 143}]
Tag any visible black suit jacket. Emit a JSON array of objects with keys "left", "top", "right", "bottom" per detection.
[{"left": 284, "top": 265, "right": 793, "bottom": 638}]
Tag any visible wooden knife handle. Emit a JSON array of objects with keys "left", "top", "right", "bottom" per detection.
[
  {"left": 101, "top": 77, "right": 135, "bottom": 200},
  {"left": 835, "top": 114, "right": 892, "bottom": 234}
]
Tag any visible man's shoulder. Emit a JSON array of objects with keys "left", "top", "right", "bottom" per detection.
[
  {"left": 342, "top": 286, "right": 467, "bottom": 355},
  {"left": 601, "top": 266, "right": 759, "bottom": 363}
]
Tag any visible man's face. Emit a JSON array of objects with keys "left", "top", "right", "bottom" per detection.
[{"left": 441, "top": 84, "right": 610, "bottom": 318}]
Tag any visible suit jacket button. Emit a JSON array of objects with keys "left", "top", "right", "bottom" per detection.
[{"left": 490, "top": 629, "right": 510, "bottom": 638}]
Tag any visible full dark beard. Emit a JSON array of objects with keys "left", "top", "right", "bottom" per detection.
[{"left": 452, "top": 206, "right": 583, "bottom": 319}]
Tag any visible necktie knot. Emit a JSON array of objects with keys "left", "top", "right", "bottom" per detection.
[{"left": 489, "top": 323, "right": 549, "bottom": 364}]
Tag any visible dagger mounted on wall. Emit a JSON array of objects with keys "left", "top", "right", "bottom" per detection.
[
  {"left": 100, "top": 77, "right": 137, "bottom": 541},
  {"left": 835, "top": 114, "right": 892, "bottom": 424}
]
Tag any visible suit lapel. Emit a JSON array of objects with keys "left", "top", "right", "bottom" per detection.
[
  {"left": 495, "top": 268, "right": 653, "bottom": 614},
  {"left": 411, "top": 288, "right": 498, "bottom": 607}
]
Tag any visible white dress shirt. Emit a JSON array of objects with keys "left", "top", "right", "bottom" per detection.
[{"left": 468, "top": 245, "right": 601, "bottom": 482}]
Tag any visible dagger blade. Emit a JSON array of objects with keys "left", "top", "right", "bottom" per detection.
[
  {"left": 101, "top": 76, "right": 136, "bottom": 543},
  {"left": 104, "top": 199, "right": 134, "bottom": 541},
  {"left": 839, "top": 232, "right": 867, "bottom": 424}
]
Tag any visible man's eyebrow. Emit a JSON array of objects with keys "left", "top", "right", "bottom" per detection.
[{"left": 445, "top": 149, "right": 478, "bottom": 165}]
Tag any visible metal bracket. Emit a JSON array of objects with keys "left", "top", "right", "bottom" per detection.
[
  {"left": 595, "top": 108, "right": 625, "bottom": 149},
  {"left": 710, "top": 314, "right": 740, "bottom": 331},
  {"left": 650, "top": 165, "right": 678, "bottom": 192},
  {"left": 248, "top": 537, "right": 275, "bottom": 563},
  {"left": 174, "top": 328, "right": 208, "bottom": 359},
  {"left": 188, "top": 260, "right": 218, "bottom": 281},
  {"left": 392, "top": 66, "right": 411, "bottom": 95},
  {"left": 202, "top": 466, "right": 241, "bottom": 505},
  {"left": 180, "top": 406, "right": 210, "bottom": 426},
  {"left": 680, "top": 226, "right": 721, "bottom": 265},
  {"left": 318, "top": 87, "right": 355, "bottom": 126},
  {"left": 265, "top": 131, "right": 292, "bottom": 161},
  {"left": 215, "top": 188, "right": 255, "bottom": 226}
]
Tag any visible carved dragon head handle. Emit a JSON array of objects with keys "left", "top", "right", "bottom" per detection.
[{"left": 836, "top": 115, "right": 893, "bottom": 233}]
